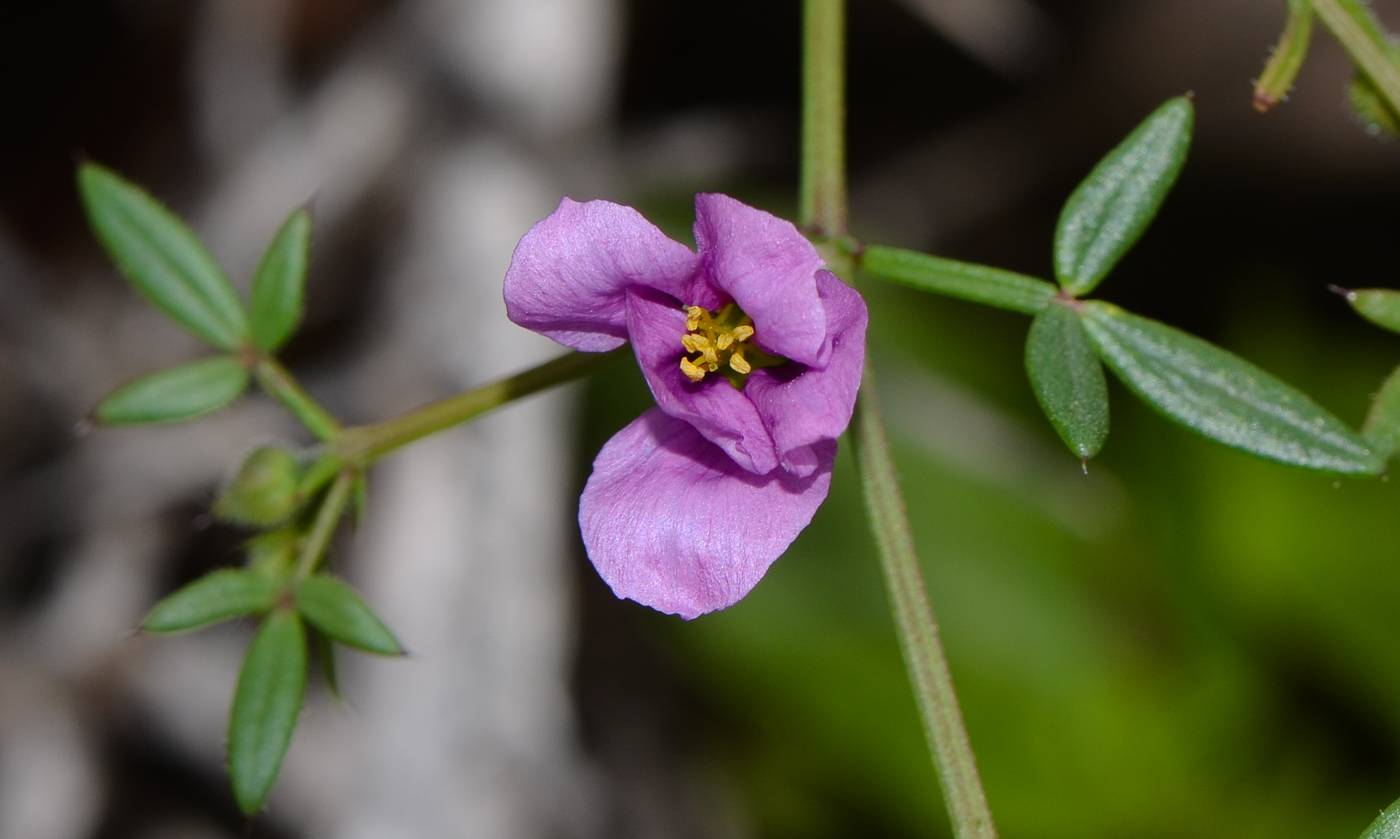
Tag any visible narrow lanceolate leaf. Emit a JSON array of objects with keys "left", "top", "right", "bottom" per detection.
[
  {"left": 1054, "top": 97, "right": 1194, "bottom": 296},
  {"left": 142, "top": 569, "right": 281, "bottom": 633},
  {"left": 1359, "top": 796, "right": 1400, "bottom": 839},
  {"left": 249, "top": 208, "right": 311, "bottom": 352},
  {"left": 1254, "top": 0, "right": 1314, "bottom": 112},
  {"left": 1025, "top": 301, "right": 1109, "bottom": 459},
  {"left": 1345, "top": 288, "right": 1400, "bottom": 333},
  {"left": 295, "top": 575, "right": 403, "bottom": 656},
  {"left": 1350, "top": 71, "right": 1400, "bottom": 137},
  {"left": 1080, "top": 301, "right": 1380, "bottom": 474},
  {"left": 229, "top": 609, "right": 307, "bottom": 815},
  {"left": 95, "top": 356, "right": 249, "bottom": 424},
  {"left": 215, "top": 447, "right": 302, "bottom": 527},
  {"left": 78, "top": 163, "right": 248, "bottom": 350},
  {"left": 1363, "top": 363, "right": 1400, "bottom": 462},
  {"left": 862, "top": 245, "right": 1056, "bottom": 315}
]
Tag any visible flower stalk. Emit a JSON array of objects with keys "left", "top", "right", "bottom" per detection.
[{"left": 801, "top": 0, "right": 997, "bottom": 836}]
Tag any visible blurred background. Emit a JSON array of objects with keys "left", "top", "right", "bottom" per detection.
[{"left": 4, "top": 0, "right": 1400, "bottom": 837}]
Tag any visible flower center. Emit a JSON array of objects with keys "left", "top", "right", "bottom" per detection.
[{"left": 679, "top": 303, "right": 782, "bottom": 388}]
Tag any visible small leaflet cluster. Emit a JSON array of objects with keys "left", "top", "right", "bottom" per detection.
[
  {"left": 862, "top": 97, "right": 1388, "bottom": 477},
  {"left": 79, "top": 165, "right": 403, "bottom": 816}
]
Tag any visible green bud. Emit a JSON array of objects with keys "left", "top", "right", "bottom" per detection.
[{"left": 215, "top": 447, "right": 302, "bottom": 527}]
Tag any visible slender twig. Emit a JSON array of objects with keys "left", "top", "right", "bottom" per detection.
[
  {"left": 850, "top": 363, "right": 998, "bottom": 839},
  {"left": 1311, "top": 0, "right": 1400, "bottom": 118},
  {"left": 252, "top": 355, "right": 341, "bottom": 442},
  {"left": 294, "top": 470, "right": 354, "bottom": 580},
  {"left": 335, "top": 348, "right": 626, "bottom": 465}
]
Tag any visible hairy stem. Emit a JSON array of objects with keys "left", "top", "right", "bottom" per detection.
[
  {"left": 799, "top": 0, "right": 996, "bottom": 834},
  {"left": 294, "top": 470, "right": 353, "bottom": 580},
  {"left": 253, "top": 356, "right": 341, "bottom": 442},
  {"left": 1312, "top": 0, "right": 1400, "bottom": 117},
  {"left": 799, "top": 0, "right": 846, "bottom": 238},
  {"left": 850, "top": 362, "right": 998, "bottom": 839},
  {"left": 335, "top": 348, "right": 626, "bottom": 465}
]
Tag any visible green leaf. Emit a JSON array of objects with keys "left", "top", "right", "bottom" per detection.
[
  {"left": 95, "top": 356, "right": 249, "bottom": 424},
  {"left": 1025, "top": 302, "right": 1109, "bottom": 459},
  {"left": 229, "top": 609, "right": 307, "bottom": 815},
  {"left": 249, "top": 208, "right": 311, "bottom": 352},
  {"left": 1053, "top": 97, "right": 1194, "bottom": 296},
  {"left": 215, "top": 447, "right": 302, "bottom": 527},
  {"left": 295, "top": 575, "right": 403, "bottom": 656},
  {"left": 1254, "top": 0, "right": 1314, "bottom": 112},
  {"left": 1363, "top": 363, "right": 1400, "bottom": 462},
  {"left": 861, "top": 246, "right": 1056, "bottom": 315},
  {"left": 77, "top": 163, "right": 248, "bottom": 350},
  {"left": 1080, "top": 301, "right": 1379, "bottom": 474},
  {"left": 1345, "top": 288, "right": 1400, "bottom": 333},
  {"left": 142, "top": 569, "right": 281, "bottom": 633},
  {"left": 1359, "top": 796, "right": 1400, "bottom": 839}
]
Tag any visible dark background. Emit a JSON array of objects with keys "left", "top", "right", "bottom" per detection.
[{"left": 4, "top": 0, "right": 1400, "bottom": 837}]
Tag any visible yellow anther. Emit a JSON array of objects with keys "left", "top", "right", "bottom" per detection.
[
  {"left": 685, "top": 306, "right": 706, "bottom": 331},
  {"left": 680, "top": 357, "right": 706, "bottom": 382},
  {"left": 681, "top": 334, "right": 710, "bottom": 354},
  {"left": 678, "top": 302, "right": 761, "bottom": 385}
]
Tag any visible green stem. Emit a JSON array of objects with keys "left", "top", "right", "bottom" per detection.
[
  {"left": 800, "top": 0, "right": 995, "bottom": 833},
  {"left": 335, "top": 348, "right": 625, "bottom": 465},
  {"left": 800, "top": 0, "right": 847, "bottom": 238},
  {"left": 1312, "top": 0, "right": 1400, "bottom": 117},
  {"left": 253, "top": 356, "right": 341, "bottom": 442},
  {"left": 850, "top": 362, "right": 998, "bottom": 839},
  {"left": 295, "top": 470, "right": 354, "bottom": 580}
]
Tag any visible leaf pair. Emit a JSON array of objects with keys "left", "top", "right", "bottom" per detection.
[
  {"left": 864, "top": 96, "right": 1381, "bottom": 474},
  {"left": 80, "top": 164, "right": 311, "bottom": 424},
  {"left": 143, "top": 564, "right": 401, "bottom": 814}
]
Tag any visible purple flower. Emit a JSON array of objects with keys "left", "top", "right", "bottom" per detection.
[{"left": 504, "top": 193, "right": 867, "bottom": 618}]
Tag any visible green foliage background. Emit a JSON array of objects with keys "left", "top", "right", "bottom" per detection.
[{"left": 582, "top": 239, "right": 1400, "bottom": 838}]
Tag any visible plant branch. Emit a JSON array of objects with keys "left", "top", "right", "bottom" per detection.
[
  {"left": 800, "top": 0, "right": 846, "bottom": 238},
  {"left": 850, "top": 362, "right": 998, "bottom": 839},
  {"left": 1312, "top": 0, "right": 1400, "bottom": 117},
  {"left": 335, "top": 348, "right": 626, "bottom": 465},
  {"left": 253, "top": 355, "right": 341, "bottom": 442},
  {"left": 294, "top": 469, "right": 353, "bottom": 580}
]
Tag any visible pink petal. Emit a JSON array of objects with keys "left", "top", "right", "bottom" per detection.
[
  {"left": 580, "top": 409, "right": 835, "bottom": 619},
  {"left": 745, "top": 271, "right": 867, "bottom": 476},
  {"left": 504, "top": 197, "right": 699, "bottom": 352},
  {"left": 626, "top": 286, "right": 778, "bottom": 474},
  {"left": 692, "top": 193, "right": 828, "bottom": 366}
]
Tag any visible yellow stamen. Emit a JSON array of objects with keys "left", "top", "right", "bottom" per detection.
[
  {"left": 678, "top": 302, "right": 762, "bottom": 385},
  {"left": 680, "top": 357, "right": 705, "bottom": 382}
]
